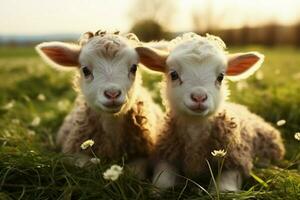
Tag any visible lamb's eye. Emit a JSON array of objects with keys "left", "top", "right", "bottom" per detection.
[
  {"left": 217, "top": 73, "right": 224, "bottom": 83},
  {"left": 130, "top": 64, "right": 137, "bottom": 74},
  {"left": 170, "top": 70, "right": 179, "bottom": 81},
  {"left": 82, "top": 66, "right": 92, "bottom": 78}
]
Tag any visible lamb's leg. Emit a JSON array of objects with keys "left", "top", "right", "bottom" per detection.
[
  {"left": 218, "top": 170, "right": 242, "bottom": 192},
  {"left": 152, "top": 161, "right": 177, "bottom": 189},
  {"left": 127, "top": 158, "right": 149, "bottom": 180}
]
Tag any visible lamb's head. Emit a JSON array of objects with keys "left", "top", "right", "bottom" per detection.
[
  {"left": 136, "top": 33, "right": 264, "bottom": 118},
  {"left": 36, "top": 31, "right": 141, "bottom": 114}
]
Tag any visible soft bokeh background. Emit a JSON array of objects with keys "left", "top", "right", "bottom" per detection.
[
  {"left": 1, "top": 0, "right": 300, "bottom": 44},
  {"left": 0, "top": 0, "right": 300, "bottom": 199}
]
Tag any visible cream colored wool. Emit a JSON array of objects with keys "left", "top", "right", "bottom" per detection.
[
  {"left": 136, "top": 32, "right": 285, "bottom": 190},
  {"left": 154, "top": 102, "right": 285, "bottom": 178},
  {"left": 57, "top": 88, "right": 161, "bottom": 161},
  {"left": 36, "top": 31, "right": 163, "bottom": 164}
]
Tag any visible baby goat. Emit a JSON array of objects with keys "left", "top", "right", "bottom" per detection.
[
  {"left": 36, "top": 31, "right": 163, "bottom": 175},
  {"left": 136, "top": 33, "right": 285, "bottom": 191}
]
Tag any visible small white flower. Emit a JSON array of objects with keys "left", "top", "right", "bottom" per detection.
[
  {"left": 3, "top": 101, "right": 14, "bottom": 110},
  {"left": 103, "top": 164, "right": 123, "bottom": 181},
  {"left": 236, "top": 81, "right": 249, "bottom": 91},
  {"left": 12, "top": 119, "right": 20, "bottom": 124},
  {"left": 58, "top": 100, "right": 71, "bottom": 111},
  {"left": 294, "top": 132, "right": 300, "bottom": 141},
  {"left": 80, "top": 139, "right": 94, "bottom": 150},
  {"left": 23, "top": 95, "right": 31, "bottom": 102},
  {"left": 37, "top": 94, "right": 46, "bottom": 101},
  {"left": 255, "top": 71, "right": 264, "bottom": 80},
  {"left": 110, "top": 165, "right": 123, "bottom": 172},
  {"left": 211, "top": 149, "right": 227, "bottom": 157},
  {"left": 293, "top": 72, "right": 300, "bottom": 80},
  {"left": 3, "top": 130, "right": 11, "bottom": 137},
  {"left": 31, "top": 116, "right": 41, "bottom": 127},
  {"left": 276, "top": 120, "right": 286, "bottom": 126},
  {"left": 28, "top": 130, "right": 36, "bottom": 136},
  {"left": 90, "top": 158, "right": 100, "bottom": 164}
]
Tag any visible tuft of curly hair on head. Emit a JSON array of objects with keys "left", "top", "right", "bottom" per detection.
[
  {"left": 78, "top": 30, "right": 140, "bottom": 47},
  {"left": 79, "top": 31, "right": 94, "bottom": 46}
]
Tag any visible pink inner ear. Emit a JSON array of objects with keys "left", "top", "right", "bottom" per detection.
[
  {"left": 41, "top": 46, "right": 79, "bottom": 67},
  {"left": 226, "top": 54, "right": 259, "bottom": 76}
]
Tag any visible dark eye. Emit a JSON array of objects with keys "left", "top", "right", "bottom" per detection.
[
  {"left": 217, "top": 73, "right": 224, "bottom": 83},
  {"left": 130, "top": 64, "right": 138, "bottom": 74},
  {"left": 82, "top": 66, "right": 92, "bottom": 78},
  {"left": 170, "top": 70, "right": 179, "bottom": 81}
]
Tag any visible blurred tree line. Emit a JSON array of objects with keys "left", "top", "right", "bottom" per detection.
[
  {"left": 128, "top": 0, "right": 175, "bottom": 41},
  {"left": 2, "top": 0, "right": 299, "bottom": 47},
  {"left": 129, "top": 0, "right": 300, "bottom": 47}
]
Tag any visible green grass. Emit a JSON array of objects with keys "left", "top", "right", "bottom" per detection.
[{"left": 0, "top": 46, "right": 299, "bottom": 199}]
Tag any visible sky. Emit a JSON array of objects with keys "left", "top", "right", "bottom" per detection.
[{"left": 0, "top": 0, "right": 300, "bottom": 35}]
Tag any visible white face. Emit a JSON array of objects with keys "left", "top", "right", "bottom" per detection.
[
  {"left": 135, "top": 33, "right": 263, "bottom": 119},
  {"left": 78, "top": 38, "right": 139, "bottom": 114},
  {"left": 165, "top": 51, "right": 227, "bottom": 117}
]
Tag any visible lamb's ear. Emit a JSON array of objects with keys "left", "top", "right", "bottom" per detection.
[
  {"left": 35, "top": 42, "right": 80, "bottom": 68},
  {"left": 124, "top": 33, "right": 140, "bottom": 42},
  {"left": 226, "top": 52, "right": 264, "bottom": 80},
  {"left": 135, "top": 47, "right": 168, "bottom": 72}
]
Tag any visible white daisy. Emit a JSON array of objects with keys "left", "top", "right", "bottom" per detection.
[
  {"left": 211, "top": 149, "right": 227, "bottom": 157},
  {"left": 294, "top": 132, "right": 300, "bottom": 141},
  {"left": 3, "top": 101, "right": 14, "bottom": 110},
  {"left": 31, "top": 116, "right": 41, "bottom": 127},
  {"left": 80, "top": 139, "right": 94, "bottom": 150},
  {"left": 276, "top": 120, "right": 286, "bottom": 126},
  {"left": 37, "top": 94, "right": 46, "bottom": 101},
  {"left": 90, "top": 158, "right": 100, "bottom": 164},
  {"left": 103, "top": 164, "right": 123, "bottom": 181}
]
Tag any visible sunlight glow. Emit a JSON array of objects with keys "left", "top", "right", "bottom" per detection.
[{"left": 0, "top": 0, "right": 299, "bottom": 35}]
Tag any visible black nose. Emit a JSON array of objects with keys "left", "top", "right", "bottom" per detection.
[
  {"left": 191, "top": 93, "right": 207, "bottom": 103},
  {"left": 104, "top": 89, "right": 121, "bottom": 99}
]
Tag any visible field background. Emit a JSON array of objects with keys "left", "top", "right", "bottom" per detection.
[{"left": 0, "top": 46, "right": 299, "bottom": 199}]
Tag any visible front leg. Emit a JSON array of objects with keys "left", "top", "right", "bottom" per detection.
[
  {"left": 218, "top": 170, "right": 242, "bottom": 192},
  {"left": 127, "top": 158, "right": 149, "bottom": 180},
  {"left": 152, "top": 161, "right": 177, "bottom": 189}
]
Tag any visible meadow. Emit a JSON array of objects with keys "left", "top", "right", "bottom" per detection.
[{"left": 0, "top": 46, "right": 299, "bottom": 199}]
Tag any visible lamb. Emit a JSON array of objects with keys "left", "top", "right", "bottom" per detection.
[
  {"left": 35, "top": 31, "right": 163, "bottom": 175},
  {"left": 135, "top": 33, "right": 285, "bottom": 191}
]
